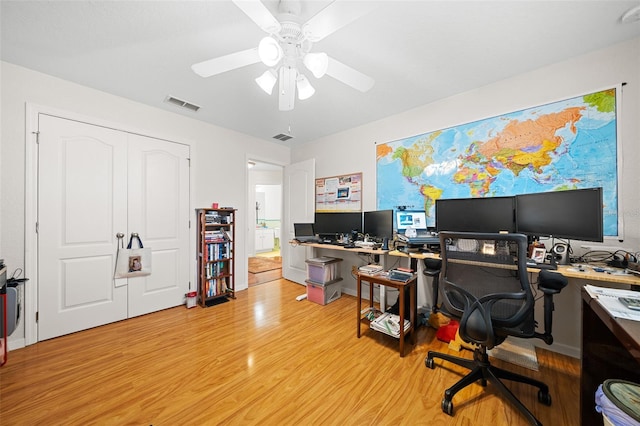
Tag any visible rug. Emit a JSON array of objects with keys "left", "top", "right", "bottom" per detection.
[
  {"left": 488, "top": 336, "right": 539, "bottom": 371},
  {"left": 248, "top": 257, "right": 282, "bottom": 274}
]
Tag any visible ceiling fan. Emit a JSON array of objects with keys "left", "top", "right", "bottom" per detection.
[{"left": 191, "top": 0, "right": 377, "bottom": 111}]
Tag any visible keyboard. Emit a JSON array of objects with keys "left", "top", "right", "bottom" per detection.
[{"left": 526, "top": 260, "right": 557, "bottom": 270}]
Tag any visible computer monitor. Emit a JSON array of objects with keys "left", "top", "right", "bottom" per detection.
[
  {"left": 314, "top": 212, "right": 362, "bottom": 236},
  {"left": 515, "top": 187, "right": 603, "bottom": 242},
  {"left": 293, "top": 223, "right": 315, "bottom": 238},
  {"left": 395, "top": 210, "right": 428, "bottom": 232},
  {"left": 435, "top": 196, "right": 515, "bottom": 233},
  {"left": 364, "top": 210, "right": 394, "bottom": 240}
]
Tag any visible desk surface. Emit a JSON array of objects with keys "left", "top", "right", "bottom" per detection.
[
  {"left": 388, "top": 250, "right": 640, "bottom": 286},
  {"left": 301, "top": 242, "right": 388, "bottom": 255}
]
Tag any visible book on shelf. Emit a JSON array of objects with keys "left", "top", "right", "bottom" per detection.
[
  {"left": 359, "top": 264, "right": 384, "bottom": 274},
  {"left": 204, "top": 230, "right": 229, "bottom": 242},
  {"left": 205, "top": 277, "right": 230, "bottom": 298},
  {"left": 205, "top": 243, "right": 228, "bottom": 261},
  {"left": 369, "top": 312, "right": 411, "bottom": 338},
  {"left": 205, "top": 212, "right": 221, "bottom": 224},
  {"left": 206, "top": 261, "right": 226, "bottom": 278}
]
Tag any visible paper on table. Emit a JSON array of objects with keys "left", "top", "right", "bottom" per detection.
[{"left": 584, "top": 284, "right": 640, "bottom": 321}]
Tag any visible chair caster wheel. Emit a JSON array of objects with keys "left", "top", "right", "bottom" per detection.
[
  {"left": 441, "top": 398, "right": 453, "bottom": 415},
  {"left": 538, "top": 390, "right": 552, "bottom": 406},
  {"left": 426, "top": 357, "right": 435, "bottom": 369}
]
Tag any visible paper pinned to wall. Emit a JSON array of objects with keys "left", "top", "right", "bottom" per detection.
[{"left": 315, "top": 172, "right": 362, "bottom": 212}]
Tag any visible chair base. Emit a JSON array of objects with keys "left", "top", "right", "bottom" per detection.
[{"left": 426, "top": 348, "right": 551, "bottom": 426}]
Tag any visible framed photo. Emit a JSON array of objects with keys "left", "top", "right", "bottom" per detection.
[{"left": 531, "top": 247, "right": 546, "bottom": 264}]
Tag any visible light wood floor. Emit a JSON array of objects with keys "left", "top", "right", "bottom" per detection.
[
  {"left": 249, "top": 252, "right": 282, "bottom": 286},
  {"left": 0, "top": 279, "right": 580, "bottom": 425}
]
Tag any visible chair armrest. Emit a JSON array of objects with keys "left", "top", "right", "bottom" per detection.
[
  {"left": 535, "top": 270, "right": 568, "bottom": 345},
  {"left": 538, "top": 270, "right": 568, "bottom": 292}
]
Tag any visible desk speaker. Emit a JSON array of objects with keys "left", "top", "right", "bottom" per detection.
[{"left": 552, "top": 243, "right": 570, "bottom": 265}]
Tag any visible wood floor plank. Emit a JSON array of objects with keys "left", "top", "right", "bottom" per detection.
[{"left": 0, "top": 279, "right": 580, "bottom": 425}]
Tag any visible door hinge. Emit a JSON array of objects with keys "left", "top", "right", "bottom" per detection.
[
  {"left": 187, "top": 157, "right": 191, "bottom": 167},
  {"left": 32, "top": 130, "right": 40, "bottom": 144},
  {"left": 35, "top": 222, "right": 39, "bottom": 234},
  {"left": 36, "top": 311, "right": 39, "bottom": 322}
]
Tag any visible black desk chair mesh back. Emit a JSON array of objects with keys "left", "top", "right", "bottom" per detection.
[{"left": 425, "top": 231, "right": 567, "bottom": 426}]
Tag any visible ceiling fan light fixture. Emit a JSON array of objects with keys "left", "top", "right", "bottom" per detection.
[
  {"left": 303, "top": 52, "right": 328, "bottom": 78},
  {"left": 255, "top": 69, "right": 277, "bottom": 95},
  {"left": 296, "top": 74, "right": 315, "bottom": 100},
  {"left": 258, "top": 36, "right": 283, "bottom": 67}
]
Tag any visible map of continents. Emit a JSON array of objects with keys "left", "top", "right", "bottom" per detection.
[{"left": 376, "top": 88, "right": 618, "bottom": 236}]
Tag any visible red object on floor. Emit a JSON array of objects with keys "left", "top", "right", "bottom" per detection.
[{"left": 436, "top": 320, "right": 459, "bottom": 343}]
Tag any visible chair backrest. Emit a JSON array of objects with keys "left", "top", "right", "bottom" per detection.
[{"left": 438, "top": 231, "right": 535, "bottom": 349}]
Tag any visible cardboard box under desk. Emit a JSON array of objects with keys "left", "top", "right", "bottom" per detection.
[{"left": 305, "top": 278, "right": 343, "bottom": 305}]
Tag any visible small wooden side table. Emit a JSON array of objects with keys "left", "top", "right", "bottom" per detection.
[{"left": 357, "top": 271, "right": 417, "bottom": 357}]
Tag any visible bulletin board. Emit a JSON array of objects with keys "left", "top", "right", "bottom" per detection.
[{"left": 315, "top": 172, "right": 362, "bottom": 212}]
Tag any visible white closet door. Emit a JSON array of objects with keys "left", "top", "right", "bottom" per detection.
[
  {"left": 126, "top": 134, "right": 190, "bottom": 317},
  {"left": 38, "top": 115, "right": 128, "bottom": 341}
]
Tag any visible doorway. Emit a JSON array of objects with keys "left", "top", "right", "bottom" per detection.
[{"left": 247, "top": 161, "right": 283, "bottom": 286}]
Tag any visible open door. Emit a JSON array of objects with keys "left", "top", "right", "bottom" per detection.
[{"left": 282, "top": 159, "right": 315, "bottom": 284}]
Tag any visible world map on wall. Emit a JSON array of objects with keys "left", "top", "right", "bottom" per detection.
[{"left": 376, "top": 88, "right": 619, "bottom": 236}]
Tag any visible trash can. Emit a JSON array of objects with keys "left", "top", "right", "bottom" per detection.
[
  {"left": 595, "top": 379, "right": 640, "bottom": 426},
  {"left": 185, "top": 291, "right": 197, "bottom": 309}
]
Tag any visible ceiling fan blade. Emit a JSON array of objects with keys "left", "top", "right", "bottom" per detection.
[
  {"left": 232, "top": 0, "right": 281, "bottom": 34},
  {"left": 192, "top": 48, "right": 260, "bottom": 78},
  {"left": 303, "top": 1, "right": 380, "bottom": 42},
  {"left": 326, "top": 56, "right": 374, "bottom": 92}
]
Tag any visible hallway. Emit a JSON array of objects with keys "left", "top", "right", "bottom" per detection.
[{"left": 248, "top": 250, "right": 282, "bottom": 286}]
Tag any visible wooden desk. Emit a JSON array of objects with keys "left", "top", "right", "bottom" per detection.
[
  {"left": 388, "top": 249, "right": 640, "bottom": 287},
  {"left": 388, "top": 249, "right": 439, "bottom": 260},
  {"left": 559, "top": 265, "right": 640, "bottom": 286},
  {"left": 300, "top": 242, "right": 389, "bottom": 256},
  {"left": 357, "top": 272, "right": 417, "bottom": 357},
  {"left": 580, "top": 287, "right": 640, "bottom": 424}
]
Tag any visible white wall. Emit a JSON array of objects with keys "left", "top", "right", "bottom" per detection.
[
  {"left": 291, "top": 37, "right": 640, "bottom": 357},
  {"left": 0, "top": 61, "right": 290, "bottom": 347}
]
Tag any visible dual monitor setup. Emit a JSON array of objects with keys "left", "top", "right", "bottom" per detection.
[
  {"left": 314, "top": 210, "right": 395, "bottom": 247},
  {"left": 435, "top": 187, "right": 604, "bottom": 243}
]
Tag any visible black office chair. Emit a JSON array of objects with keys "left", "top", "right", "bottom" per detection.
[{"left": 425, "top": 231, "right": 567, "bottom": 426}]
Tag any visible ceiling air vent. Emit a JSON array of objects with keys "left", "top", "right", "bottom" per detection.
[
  {"left": 273, "top": 133, "right": 293, "bottom": 141},
  {"left": 164, "top": 96, "right": 200, "bottom": 112}
]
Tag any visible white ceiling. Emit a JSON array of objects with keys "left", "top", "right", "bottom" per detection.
[{"left": 2, "top": 1, "right": 640, "bottom": 146}]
